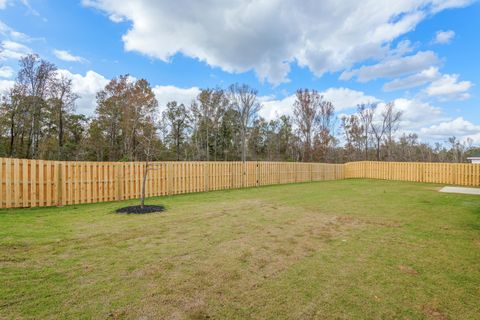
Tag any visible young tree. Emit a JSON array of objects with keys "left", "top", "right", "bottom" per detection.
[
  {"left": 227, "top": 83, "right": 261, "bottom": 162},
  {"left": 139, "top": 120, "right": 160, "bottom": 208}
]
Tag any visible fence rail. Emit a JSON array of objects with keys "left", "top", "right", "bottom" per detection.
[
  {"left": 0, "top": 158, "right": 344, "bottom": 208},
  {"left": 1, "top": 158, "right": 479, "bottom": 209}
]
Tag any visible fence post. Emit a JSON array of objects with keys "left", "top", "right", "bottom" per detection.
[
  {"left": 295, "top": 163, "right": 298, "bottom": 183},
  {"left": 205, "top": 162, "right": 209, "bottom": 192},
  {"left": 56, "top": 161, "right": 63, "bottom": 206},
  {"left": 115, "top": 163, "right": 123, "bottom": 201},
  {"left": 230, "top": 162, "right": 234, "bottom": 189},
  {"left": 242, "top": 161, "right": 246, "bottom": 188},
  {"left": 256, "top": 161, "right": 259, "bottom": 187}
]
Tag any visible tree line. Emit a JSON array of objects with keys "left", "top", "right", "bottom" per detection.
[{"left": 0, "top": 54, "right": 478, "bottom": 163}]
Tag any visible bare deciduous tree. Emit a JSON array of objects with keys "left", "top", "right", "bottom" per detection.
[
  {"left": 227, "top": 83, "right": 261, "bottom": 162},
  {"left": 293, "top": 89, "right": 334, "bottom": 162},
  {"left": 139, "top": 122, "right": 160, "bottom": 209},
  {"left": 314, "top": 99, "right": 335, "bottom": 161},
  {"left": 293, "top": 89, "right": 318, "bottom": 161},
  {"left": 383, "top": 102, "right": 403, "bottom": 160},
  {"left": 357, "top": 103, "right": 375, "bottom": 160},
  {"left": 370, "top": 102, "right": 402, "bottom": 161}
]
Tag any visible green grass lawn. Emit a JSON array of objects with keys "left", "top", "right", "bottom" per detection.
[{"left": 1, "top": 179, "right": 479, "bottom": 319}]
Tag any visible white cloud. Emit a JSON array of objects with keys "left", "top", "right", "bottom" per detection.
[
  {"left": 0, "top": 0, "right": 8, "bottom": 9},
  {"left": 0, "top": 40, "right": 31, "bottom": 60},
  {"left": 391, "top": 95, "right": 480, "bottom": 144},
  {"left": 57, "top": 69, "right": 109, "bottom": 115},
  {"left": 420, "top": 117, "right": 480, "bottom": 142},
  {"left": 0, "top": 65, "right": 14, "bottom": 78},
  {"left": 259, "top": 95, "right": 296, "bottom": 120},
  {"left": 424, "top": 73, "right": 472, "bottom": 100},
  {"left": 383, "top": 66, "right": 440, "bottom": 91},
  {"left": 322, "top": 88, "right": 378, "bottom": 110},
  {"left": 393, "top": 98, "right": 444, "bottom": 131},
  {"left": 430, "top": 0, "right": 472, "bottom": 13},
  {"left": 340, "top": 51, "right": 440, "bottom": 82},
  {"left": 433, "top": 30, "right": 455, "bottom": 44},
  {"left": 82, "top": 0, "right": 472, "bottom": 84},
  {"left": 0, "top": 79, "right": 14, "bottom": 92},
  {"left": 18, "top": 0, "right": 41, "bottom": 17},
  {"left": 53, "top": 49, "right": 87, "bottom": 63},
  {"left": 0, "top": 21, "right": 31, "bottom": 42},
  {"left": 259, "top": 87, "right": 378, "bottom": 120},
  {"left": 153, "top": 85, "right": 200, "bottom": 113}
]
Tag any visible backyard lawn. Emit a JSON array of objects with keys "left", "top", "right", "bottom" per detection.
[{"left": 1, "top": 179, "right": 479, "bottom": 319}]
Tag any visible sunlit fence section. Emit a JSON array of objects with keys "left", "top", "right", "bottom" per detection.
[
  {"left": 0, "top": 158, "right": 344, "bottom": 208},
  {"left": 345, "top": 161, "right": 480, "bottom": 186},
  {"left": 1, "top": 158, "right": 478, "bottom": 209}
]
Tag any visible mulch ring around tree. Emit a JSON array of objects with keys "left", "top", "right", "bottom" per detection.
[{"left": 116, "top": 205, "right": 165, "bottom": 214}]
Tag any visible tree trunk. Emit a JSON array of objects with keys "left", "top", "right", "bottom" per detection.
[
  {"left": 140, "top": 162, "right": 148, "bottom": 208},
  {"left": 376, "top": 139, "right": 381, "bottom": 161},
  {"left": 59, "top": 105, "right": 64, "bottom": 160},
  {"left": 206, "top": 124, "right": 209, "bottom": 161},
  {"left": 365, "top": 139, "right": 368, "bottom": 161},
  {"left": 241, "top": 128, "right": 246, "bottom": 162},
  {"left": 9, "top": 113, "right": 15, "bottom": 157}
]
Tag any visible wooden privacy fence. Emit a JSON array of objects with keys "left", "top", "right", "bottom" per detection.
[
  {"left": 0, "top": 159, "right": 344, "bottom": 208},
  {"left": 345, "top": 161, "right": 480, "bottom": 186},
  {"left": 1, "top": 158, "right": 479, "bottom": 209}
]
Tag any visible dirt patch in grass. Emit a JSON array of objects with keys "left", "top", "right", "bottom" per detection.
[
  {"left": 399, "top": 265, "right": 419, "bottom": 275},
  {"left": 422, "top": 305, "right": 448, "bottom": 320}
]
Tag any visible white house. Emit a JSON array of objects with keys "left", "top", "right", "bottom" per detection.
[{"left": 467, "top": 153, "right": 480, "bottom": 164}]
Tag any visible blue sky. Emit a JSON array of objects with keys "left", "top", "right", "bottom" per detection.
[{"left": 0, "top": 0, "right": 479, "bottom": 145}]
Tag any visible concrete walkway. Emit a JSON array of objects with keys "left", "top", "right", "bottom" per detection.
[{"left": 439, "top": 186, "right": 480, "bottom": 195}]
